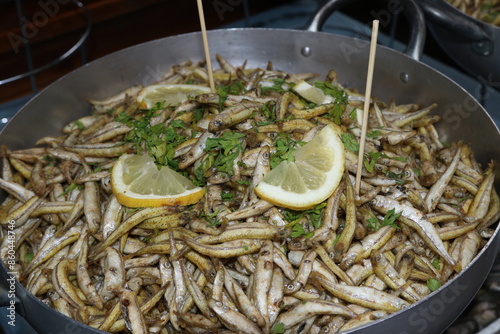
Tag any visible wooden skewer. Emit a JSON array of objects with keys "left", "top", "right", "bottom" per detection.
[
  {"left": 355, "top": 20, "right": 379, "bottom": 196},
  {"left": 196, "top": 0, "right": 216, "bottom": 93}
]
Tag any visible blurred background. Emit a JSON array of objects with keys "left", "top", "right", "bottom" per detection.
[
  {"left": 0, "top": 0, "right": 500, "bottom": 333},
  {"left": 0, "top": 0, "right": 473, "bottom": 110},
  {"left": 0, "top": 0, "right": 287, "bottom": 105}
]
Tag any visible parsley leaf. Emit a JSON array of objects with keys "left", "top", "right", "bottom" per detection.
[
  {"left": 283, "top": 203, "right": 325, "bottom": 238},
  {"left": 283, "top": 203, "right": 326, "bottom": 229},
  {"left": 272, "top": 323, "right": 285, "bottom": 334},
  {"left": 427, "top": 278, "right": 441, "bottom": 292},
  {"left": 367, "top": 208, "right": 401, "bottom": 231},
  {"left": 367, "top": 130, "right": 381, "bottom": 139},
  {"left": 340, "top": 133, "right": 359, "bottom": 153},
  {"left": 115, "top": 103, "right": 188, "bottom": 169},
  {"left": 290, "top": 223, "right": 314, "bottom": 239},
  {"left": 393, "top": 156, "right": 407, "bottom": 162},
  {"left": 217, "top": 81, "right": 246, "bottom": 110},
  {"left": 363, "top": 152, "right": 383, "bottom": 173},
  {"left": 384, "top": 171, "right": 407, "bottom": 185},
  {"left": 25, "top": 253, "right": 33, "bottom": 264},
  {"left": 59, "top": 183, "right": 83, "bottom": 197},
  {"left": 261, "top": 78, "right": 292, "bottom": 94},
  {"left": 260, "top": 102, "right": 277, "bottom": 124},
  {"left": 269, "top": 134, "right": 305, "bottom": 169},
  {"left": 73, "top": 120, "right": 85, "bottom": 130},
  {"left": 205, "top": 131, "right": 245, "bottom": 175},
  {"left": 366, "top": 217, "right": 381, "bottom": 231},
  {"left": 193, "top": 155, "right": 214, "bottom": 186},
  {"left": 221, "top": 191, "right": 234, "bottom": 201},
  {"left": 332, "top": 234, "right": 341, "bottom": 246},
  {"left": 202, "top": 209, "right": 222, "bottom": 227},
  {"left": 314, "top": 81, "right": 348, "bottom": 124}
]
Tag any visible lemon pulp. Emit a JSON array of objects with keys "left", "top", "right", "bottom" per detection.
[
  {"left": 111, "top": 154, "right": 204, "bottom": 207},
  {"left": 255, "top": 124, "right": 345, "bottom": 210}
]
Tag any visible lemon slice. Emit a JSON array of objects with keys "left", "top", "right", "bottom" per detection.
[
  {"left": 293, "top": 80, "right": 334, "bottom": 105},
  {"left": 255, "top": 124, "right": 345, "bottom": 210},
  {"left": 137, "top": 84, "right": 212, "bottom": 109},
  {"left": 111, "top": 154, "right": 205, "bottom": 207}
]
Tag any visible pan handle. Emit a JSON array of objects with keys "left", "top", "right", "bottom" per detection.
[
  {"left": 418, "top": 0, "right": 492, "bottom": 43},
  {"left": 306, "top": 0, "right": 425, "bottom": 61}
]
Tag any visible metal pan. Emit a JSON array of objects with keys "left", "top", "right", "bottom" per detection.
[
  {"left": 0, "top": 0, "right": 499, "bottom": 333},
  {"left": 419, "top": 0, "right": 499, "bottom": 86}
]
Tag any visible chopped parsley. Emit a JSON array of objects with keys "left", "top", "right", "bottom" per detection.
[
  {"left": 283, "top": 203, "right": 326, "bottom": 229},
  {"left": 202, "top": 209, "right": 223, "bottom": 227},
  {"left": 59, "top": 183, "right": 83, "bottom": 197},
  {"left": 115, "top": 102, "right": 188, "bottom": 169},
  {"left": 221, "top": 191, "right": 234, "bottom": 202},
  {"left": 341, "top": 132, "right": 359, "bottom": 153},
  {"left": 204, "top": 131, "right": 245, "bottom": 175},
  {"left": 217, "top": 81, "right": 246, "bottom": 110},
  {"left": 261, "top": 78, "right": 292, "bottom": 94},
  {"left": 283, "top": 203, "right": 326, "bottom": 239},
  {"left": 25, "top": 253, "right": 33, "bottom": 264},
  {"left": 427, "top": 278, "right": 441, "bottom": 292},
  {"left": 269, "top": 134, "right": 305, "bottom": 169},
  {"left": 73, "top": 120, "right": 85, "bottom": 130},
  {"left": 272, "top": 322, "right": 285, "bottom": 334},
  {"left": 290, "top": 223, "right": 314, "bottom": 239},
  {"left": 367, "top": 208, "right": 401, "bottom": 231},
  {"left": 314, "top": 81, "right": 348, "bottom": 124},
  {"left": 363, "top": 151, "right": 385, "bottom": 173},
  {"left": 367, "top": 129, "right": 382, "bottom": 139},
  {"left": 259, "top": 102, "right": 277, "bottom": 124},
  {"left": 384, "top": 171, "right": 407, "bottom": 185}
]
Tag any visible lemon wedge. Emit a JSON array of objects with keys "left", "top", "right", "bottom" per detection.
[
  {"left": 137, "top": 84, "right": 211, "bottom": 109},
  {"left": 111, "top": 154, "right": 205, "bottom": 207},
  {"left": 293, "top": 80, "right": 334, "bottom": 105},
  {"left": 255, "top": 124, "right": 345, "bottom": 210}
]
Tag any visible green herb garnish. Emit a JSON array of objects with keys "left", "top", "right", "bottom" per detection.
[
  {"left": 73, "top": 120, "right": 85, "bottom": 131},
  {"left": 384, "top": 171, "right": 407, "bottom": 185},
  {"left": 283, "top": 203, "right": 326, "bottom": 229},
  {"left": 431, "top": 258, "right": 441, "bottom": 270},
  {"left": 341, "top": 132, "right": 359, "bottom": 153},
  {"left": 25, "top": 253, "right": 33, "bottom": 264},
  {"left": 202, "top": 209, "right": 223, "bottom": 227},
  {"left": 272, "top": 322, "right": 285, "bottom": 334},
  {"left": 116, "top": 102, "right": 188, "bottom": 169},
  {"left": 367, "top": 130, "right": 381, "bottom": 139},
  {"left": 269, "top": 134, "right": 305, "bottom": 169},
  {"left": 367, "top": 208, "right": 401, "bottom": 231},
  {"left": 205, "top": 131, "right": 245, "bottom": 175},
  {"left": 221, "top": 191, "right": 234, "bottom": 202},
  {"left": 314, "top": 81, "right": 348, "bottom": 124},
  {"left": 290, "top": 223, "right": 314, "bottom": 239},
  {"left": 427, "top": 278, "right": 441, "bottom": 292},
  {"left": 59, "top": 183, "right": 84, "bottom": 197},
  {"left": 217, "top": 81, "right": 246, "bottom": 110},
  {"left": 261, "top": 78, "right": 291, "bottom": 94}
]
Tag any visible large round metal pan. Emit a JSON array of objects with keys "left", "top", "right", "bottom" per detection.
[{"left": 0, "top": 1, "right": 499, "bottom": 333}]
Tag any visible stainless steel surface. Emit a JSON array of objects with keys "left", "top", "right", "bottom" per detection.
[
  {"left": 307, "top": 0, "right": 426, "bottom": 60},
  {"left": 420, "top": 0, "right": 499, "bottom": 85},
  {"left": 0, "top": 26, "right": 499, "bottom": 333}
]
